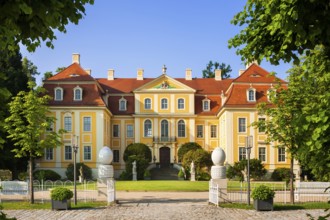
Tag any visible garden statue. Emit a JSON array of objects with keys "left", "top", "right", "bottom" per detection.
[
  {"left": 190, "top": 161, "right": 196, "bottom": 181},
  {"left": 132, "top": 160, "right": 137, "bottom": 181}
]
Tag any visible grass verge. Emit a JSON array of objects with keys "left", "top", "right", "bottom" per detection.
[
  {"left": 219, "top": 202, "right": 330, "bottom": 210},
  {"left": 0, "top": 201, "right": 107, "bottom": 210}
]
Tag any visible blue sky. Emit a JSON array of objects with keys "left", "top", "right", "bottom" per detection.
[{"left": 21, "top": 1, "right": 292, "bottom": 84}]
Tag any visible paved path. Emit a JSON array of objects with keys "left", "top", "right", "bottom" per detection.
[{"left": 3, "top": 192, "right": 328, "bottom": 220}]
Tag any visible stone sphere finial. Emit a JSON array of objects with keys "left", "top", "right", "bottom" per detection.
[
  {"left": 211, "top": 147, "right": 226, "bottom": 166},
  {"left": 98, "top": 146, "right": 113, "bottom": 165}
]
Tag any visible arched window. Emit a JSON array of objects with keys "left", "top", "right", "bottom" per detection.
[
  {"left": 119, "top": 97, "right": 127, "bottom": 111},
  {"left": 247, "top": 88, "right": 256, "bottom": 102},
  {"left": 54, "top": 87, "right": 63, "bottom": 101},
  {"left": 161, "top": 120, "right": 169, "bottom": 138},
  {"left": 73, "top": 86, "right": 82, "bottom": 101},
  {"left": 161, "top": 98, "right": 168, "bottom": 109},
  {"left": 202, "top": 97, "right": 210, "bottom": 111},
  {"left": 178, "top": 98, "right": 184, "bottom": 109},
  {"left": 145, "top": 98, "right": 151, "bottom": 109},
  {"left": 178, "top": 120, "right": 185, "bottom": 137},
  {"left": 144, "top": 119, "right": 152, "bottom": 137}
]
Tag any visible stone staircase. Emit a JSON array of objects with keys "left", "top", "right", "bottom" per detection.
[{"left": 150, "top": 167, "right": 179, "bottom": 180}]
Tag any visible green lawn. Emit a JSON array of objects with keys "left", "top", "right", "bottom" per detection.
[
  {"left": 0, "top": 201, "right": 107, "bottom": 210},
  {"left": 227, "top": 181, "right": 287, "bottom": 191},
  {"left": 115, "top": 180, "right": 209, "bottom": 191}
]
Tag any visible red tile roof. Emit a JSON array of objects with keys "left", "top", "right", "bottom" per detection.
[{"left": 45, "top": 63, "right": 95, "bottom": 82}]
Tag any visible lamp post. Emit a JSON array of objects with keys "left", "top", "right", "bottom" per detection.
[
  {"left": 245, "top": 135, "right": 253, "bottom": 205},
  {"left": 72, "top": 135, "right": 79, "bottom": 205}
]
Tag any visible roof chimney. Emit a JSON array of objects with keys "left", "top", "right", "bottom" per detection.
[
  {"left": 215, "top": 69, "right": 222, "bottom": 81},
  {"left": 137, "top": 69, "right": 144, "bottom": 80},
  {"left": 85, "top": 69, "right": 91, "bottom": 75},
  {"left": 72, "top": 53, "right": 80, "bottom": 64},
  {"left": 185, "top": 68, "right": 192, "bottom": 80},
  {"left": 239, "top": 69, "right": 245, "bottom": 76},
  {"left": 108, "top": 69, "right": 114, "bottom": 80}
]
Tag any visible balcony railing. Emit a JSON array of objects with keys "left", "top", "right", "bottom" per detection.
[{"left": 153, "top": 136, "right": 177, "bottom": 143}]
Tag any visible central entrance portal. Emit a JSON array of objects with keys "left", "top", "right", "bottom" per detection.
[{"left": 159, "top": 146, "right": 170, "bottom": 168}]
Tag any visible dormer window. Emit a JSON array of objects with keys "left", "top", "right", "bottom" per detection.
[
  {"left": 73, "top": 86, "right": 82, "bottom": 101},
  {"left": 202, "top": 97, "right": 210, "bottom": 111},
  {"left": 247, "top": 87, "right": 256, "bottom": 102},
  {"left": 119, "top": 97, "right": 127, "bottom": 111},
  {"left": 54, "top": 87, "right": 63, "bottom": 101}
]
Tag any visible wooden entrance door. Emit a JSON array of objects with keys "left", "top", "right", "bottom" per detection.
[{"left": 159, "top": 147, "right": 170, "bottom": 168}]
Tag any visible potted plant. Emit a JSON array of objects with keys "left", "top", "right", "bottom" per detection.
[
  {"left": 251, "top": 185, "right": 275, "bottom": 211},
  {"left": 178, "top": 169, "right": 185, "bottom": 180},
  {"left": 143, "top": 170, "right": 151, "bottom": 180},
  {"left": 50, "top": 187, "right": 73, "bottom": 210}
]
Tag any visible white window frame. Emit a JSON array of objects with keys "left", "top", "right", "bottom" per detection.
[
  {"left": 197, "top": 125, "right": 203, "bottom": 138},
  {"left": 45, "top": 148, "right": 54, "bottom": 160},
  {"left": 83, "top": 145, "right": 92, "bottom": 161},
  {"left": 54, "top": 87, "right": 63, "bottom": 101},
  {"left": 144, "top": 98, "right": 151, "bottom": 110},
  {"left": 144, "top": 119, "right": 152, "bottom": 137},
  {"left": 239, "top": 147, "right": 246, "bottom": 161},
  {"left": 83, "top": 116, "right": 91, "bottom": 132},
  {"left": 178, "top": 98, "right": 185, "bottom": 110},
  {"left": 113, "top": 124, "right": 120, "bottom": 138},
  {"left": 161, "top": 98, "right": 168, "bottom": 109},
  {"left": 210, "top": 125, "right": 217, "bottom": 138},
  {"left": 119, "top": 97, "right": 127, "bottom": 111},
  {"left": 65, "top": 145, "right": 72, "bottom": 160},
  {"left": 177, "top": 120, "right": 186, "bottom": 138},
  {"left": 203, "top": 99, "right": 210, "bottom": 111},
  {"left": 73, "top": 86, "right": 82, "bottom": 101},
  {"left": 258, "top": 147, "right": 266, "bottom": 162},
  {"left": 247, "top": 88, "right": 256, "bottom": 102},
  {"left": 126, "top": 124, "right": 134, "bottom": 138},
  {"left": 64, "top": 116, "right": 72, "bottom": 132},
  {"left": 238, "top": 118, "right": 246, "bottom": 133},
  {"left": 278, "top": 147, "right": 286, "bottom": 162}
]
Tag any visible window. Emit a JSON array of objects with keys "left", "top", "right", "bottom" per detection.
[
  {"left": 161, "top": 120, "right": 169, "bottom": 137},
  {"left": 113, "top": 124, "right": 120, "bottom": 137},
  {"left": 74, "top": 86, "right": 82, "bottom": 101},
  {"left": 145, "top": 98, "right": 151, "bottom": 110},
  {"left": 54, "top": 87, "right": 63, "bottom": 101},
  {"left": 197, "top": 125, "right": 203, "bottom": 138},
  {"left": 45, "top": 148, "right": 53, "bottom": 160},
  {"left": 210, "top": 125, "right": 217, "bottom": 138},
  {"left": 258, "top": 118, "right": 266, "bottom": 133},
  {"left": 64, "top": 116, "right": 72, "bottom": 132},
  {"left": 239, "top": 147, "right": 246, "bottom": 161},
  {"left": 259, "top": 147, "right": 266, "bottom": 162},
  {"left": 144, "top": 120, "right": 152, "bottom": 137},
  {"left": 126, "top": 124, "right": 134, "bottom": 138},
  {"left": 238, "top": 118, "right": 246, "bottom": 133},
  {"left": 83, "top": 117, "right": 91, "bottom": 132},
  {"left": 113, "top": 150, "right": 120, "bottom": 163},
  {"left": 119, "top": 97, "right": 127, "bottom": 111},
  {"left": 84, "top": 146, "right": 92, "bottom": 160},
  {"left": 178, "top": 120, "right": 185, "bottom": 137},
  {"left": 247, "top": 89, "right": 256, "bottom": 101},
  {"left": 65, "top": 145, "right": 72, "bottom": 160},
  {"left": 161, "top": 98, "right": 168, "bottom": 109},
  {"left": 267, "top": 89, "right": 276, "bottom": 102},
  {"left": 203, "top": 99, "right": 210, "bottom": 111},
  {"left": 178, "top": 98, "right": 184, "bottom": 109},
  {"left": 278, "top": 147, "right": 286, "bottom": 162},
  {"left": 46, "top": 121, "right": 54, "bottom": 132}
]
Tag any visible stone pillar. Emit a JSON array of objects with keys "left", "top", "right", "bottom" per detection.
[
  {"left": 210, "top": 147, "right": 228, "bottom": 203},
  {"left": 98, "top": 146, "right": 116, "bottom": 204}
]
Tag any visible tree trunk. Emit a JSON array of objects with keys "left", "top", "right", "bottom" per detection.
[
  {"left": 290, "top": 157, "right": 294, "bottom": 204},
  {"left": 29, "top": 156, "right": 34, "bottom": 204}
]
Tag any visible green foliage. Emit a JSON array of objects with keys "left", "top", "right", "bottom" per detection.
[
  {"left": 65, "top": 163, "right": 92, "bottom": 181},
  {"left": 119, "top": 171, "right": 131, "bottom": 180},
  {"left": 178, "top": 169, "right": 185, "bottom": 178},
  {"left": 251, "top": 185, "right": 275, "bottom": 200},
  {"left": 202, "top": 61, "right": 232, "bottom": 79},
  {"left": 18, "top": 172, "right": 28, "bottom": 181},
  {"left": 198, "top": 172, "right": 211, "bottom": 181},
  {"left": 0, "top": 0, "right": 94, "bottom": 52},
  {"left": 123, "top": 143, "right": 152, "bottom": 180},
  {"left": 34, "top": 169, "right": 61, "bottom": 181},
  {"left": 178, "top": 142, "right": 202, "bottom": 162},
  {"left": 143, "top": 170, "right": 151, "bottom": 178},
  {"left": 271, "top": 168, "right": 295, "bottom": 185},
  {"left": 226, "top": 159, "right": 267, "bottom": 181},
  {"left": 182, "top": 148, "right": 212, "bottom": 179},
  {"left": 229, "top": 0, "right": 330, "bottom": 65},
  {"left": 50, "top": 187, "right": 73, "bottom": 201},
  {"left": 0, "top": 204, "right": 17, "bottom": 220}
]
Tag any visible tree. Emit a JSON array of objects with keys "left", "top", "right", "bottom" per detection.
[
  {"left": 202, "top": 61, "right": 232, "bottom": 79},
  {"left": 182, "top": 148, "right": 212, "bottom": 180},
  {"left": 177, "top": 142, "right": 202, "bottom": 162},
  {"left": 228, "top": 1, "right": 330, "bottom": 65},
  {"left": 4, "top": 81, "right": 63, "bottom": 204},
  {"left": 226, "top": 159, "right": 267, "bottom": 181},
  {"left": 0, "top": 0, "right": 94, "bottom": 52}
]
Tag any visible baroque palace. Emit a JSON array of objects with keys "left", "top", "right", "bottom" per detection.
[{"left": 38, "top": 54, "right": 298, "bottom": 178}]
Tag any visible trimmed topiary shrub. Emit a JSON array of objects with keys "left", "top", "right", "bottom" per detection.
[
  {"left": 182, "top": 148, "right": 212, "bottom": 179},
  {"left": 50, "top": 187, "right": 73, "bottom": 201},
  {"left": 65, "top": 163, "right": 92, "bottom": 181},
  {"left": 178, "top": 142, "right": 202, "bottom": 162},
  {"left": 271, "top": 167, "right": 294, "bottom": 184},
  {"left": 34, "top": 169, "right": 61, "bottom": 181}
]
